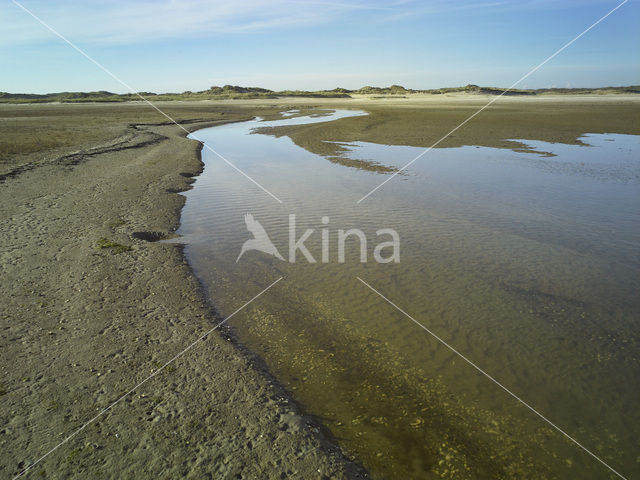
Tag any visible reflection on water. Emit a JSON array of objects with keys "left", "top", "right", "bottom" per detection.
[{"left": 177, "top": 110, "right": 640, "bottom": 479}]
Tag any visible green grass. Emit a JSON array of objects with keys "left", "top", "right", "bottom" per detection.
[{"left": 96, "top": 238, "right": 132, "bottom": 254}]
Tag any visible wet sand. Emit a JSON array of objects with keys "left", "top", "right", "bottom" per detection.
[
  {"left": 0, "top": 102, "right": 367, "bottom": 478},
  {"left": 1, "top": 95, "right": 638, "bottom": 478},
  {"left": 254, "top": 94, "right": 640, "bottom": 159}
]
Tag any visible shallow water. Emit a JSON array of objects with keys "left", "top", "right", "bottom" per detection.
[{"left": 178, "top": 110, "right": 640, "bottom": 479}]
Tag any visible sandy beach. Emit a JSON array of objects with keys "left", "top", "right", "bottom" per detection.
[
  {"left": 1, "top": 95, "right": 638, "bottom": 478},
  {"left": 0, "top": 101, "right": 368, "bottom": 478}
]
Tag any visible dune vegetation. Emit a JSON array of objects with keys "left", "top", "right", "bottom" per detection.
[{"left": 2, "top": 84, "right": 639, "bottom": 103}]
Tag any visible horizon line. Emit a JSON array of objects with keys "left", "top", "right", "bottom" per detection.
[{"left": 2, "top": 83, "right": 640, "bottom": 97}]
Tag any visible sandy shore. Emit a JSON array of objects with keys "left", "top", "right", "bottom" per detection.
[
  {"left": 254, "top": 94, "right": 640, "bottom": 159},
  {"left": 1, "top": 95, "right": 638, "bottom": 478},
  {"left": 0, "top": 103, "right": 368, "bottom": 478}
]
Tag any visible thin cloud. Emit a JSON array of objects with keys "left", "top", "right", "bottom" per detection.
[
  {"left": 5, "top": 0, "right": 609, "bottom": 46},
  {"left": 2, "top": 0, "right": 401, "bottom": 46}
]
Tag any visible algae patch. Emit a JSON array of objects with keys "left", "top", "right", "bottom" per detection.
[{"left": 96, "top": 238, "right": 132, "bottom": 254}]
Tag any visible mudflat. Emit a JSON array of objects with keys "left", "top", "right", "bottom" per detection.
[
  {"left": 1, "top": 95, "right": 638, "bottom": 478},
  {"left": 253, "top": 94, "right": 640, "bottom": 158}
]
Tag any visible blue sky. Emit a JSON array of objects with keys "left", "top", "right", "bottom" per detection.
[{"left": 1, "top": 0, "right": 638, "bottom": 93}]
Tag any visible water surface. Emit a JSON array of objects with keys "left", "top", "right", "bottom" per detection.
[{"left": 178, "top": 110, "right": 640, "bottom": 479}]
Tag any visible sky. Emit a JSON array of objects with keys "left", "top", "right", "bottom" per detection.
[{"left": 1, "top": 0, "right": 639, "bottom": 93}]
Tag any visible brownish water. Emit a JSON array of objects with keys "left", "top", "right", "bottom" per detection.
[{"left": 176, "top": 110, "right": 640, "bottom": 479}]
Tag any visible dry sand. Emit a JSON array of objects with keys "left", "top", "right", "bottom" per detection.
[{"left": 1, "top": 95, "right": 638, "bottom": 478}]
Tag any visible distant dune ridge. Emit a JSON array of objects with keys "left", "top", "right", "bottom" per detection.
[{"left": 1, "top": 84, "right": 639, "bottom": 103}]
